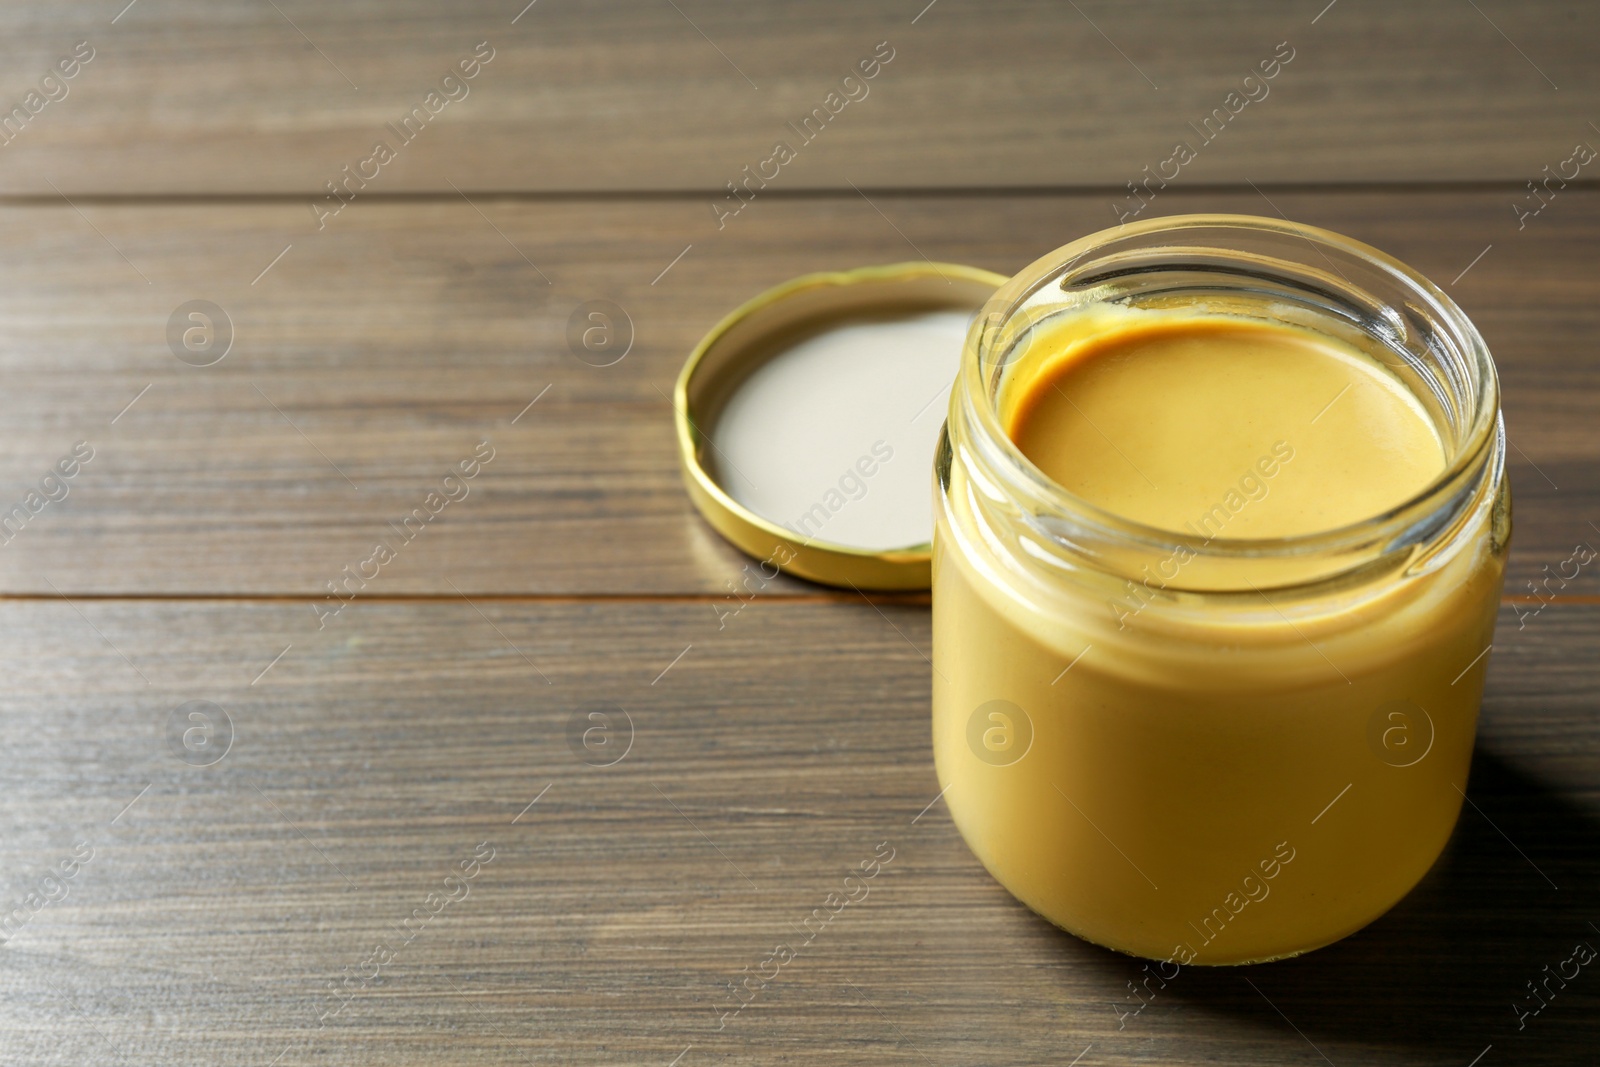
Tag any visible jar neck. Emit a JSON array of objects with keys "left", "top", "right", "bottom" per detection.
[{"left": 942, "top": 215, "right": 1504, "bottom": 599}]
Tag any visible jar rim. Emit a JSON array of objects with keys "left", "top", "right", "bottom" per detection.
[{"left": 957, "top": 213, "right": 1503, "bottom": 567}]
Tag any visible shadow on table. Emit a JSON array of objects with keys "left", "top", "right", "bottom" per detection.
[{"left": 1128, "top": 747, "right": 1600, "bottom": 1062}]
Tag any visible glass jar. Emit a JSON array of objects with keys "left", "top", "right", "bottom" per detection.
[{"left": 932, "top": 214, "right": 1509, "bottom": 965}]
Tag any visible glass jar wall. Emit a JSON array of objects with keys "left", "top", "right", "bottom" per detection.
[{"left": 932, "top": 215, "right": 1510, "bottom": 965}]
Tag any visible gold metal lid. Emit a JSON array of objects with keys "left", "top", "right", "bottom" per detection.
[{"left": 674, "top": 261, "right": 1007, "bottom": 590}]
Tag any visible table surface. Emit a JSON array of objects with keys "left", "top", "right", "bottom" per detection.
[{"left": 1, "top": 3, "right": 1596, "bottom": 1065}]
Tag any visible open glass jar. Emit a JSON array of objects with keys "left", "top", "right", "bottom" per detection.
[{"left": 932, "top": 215, "right": 1509, "bottom": 965}]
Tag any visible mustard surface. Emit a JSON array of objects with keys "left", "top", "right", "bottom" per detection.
[{"left": 1007, "top": 315, "right": 1445, "bottom": 538}]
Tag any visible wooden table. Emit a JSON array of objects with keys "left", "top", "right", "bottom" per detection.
[{"left": 0, "top": 2, "right": 1595, "bottom": 1064}]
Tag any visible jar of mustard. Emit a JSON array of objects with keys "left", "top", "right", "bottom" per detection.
[{"left": 932, "top": 215, "right": 1509, "bottom": 965}]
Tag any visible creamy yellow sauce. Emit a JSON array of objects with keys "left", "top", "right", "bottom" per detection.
[
  {"left": 1007, "top": 316, "right": 1446, "bottom": 537},
  {"left": 932, "top": 306, "right": 1506, "bottom": 965}
]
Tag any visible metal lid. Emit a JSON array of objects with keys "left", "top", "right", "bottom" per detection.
[{"left": 674, "top": 261, "right": 1006, "bottom": 590}]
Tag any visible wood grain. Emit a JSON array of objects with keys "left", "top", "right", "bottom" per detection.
[
  {"left": 0, "top": 5, "right": 1593, "bottom": 1066},
  {"left": 0, "top": 597, "right": 1592, "bottom": 1066},
  {"left": 0, "top": 187, "right": 1594, "bottom": 596},
  {"left": 0, "top": 1, "right": 1595, "bottom": 194}
]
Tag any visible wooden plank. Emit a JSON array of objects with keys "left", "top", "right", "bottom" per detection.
[
  {"left": 0, "top": 187, "right": 1593, "bottom": 596},
  {"left": 0, "top": 1, "right": 1595, "bottom": 194},
  {"left": 0, "top": 597, "right": 1592, "bottom": 1065}
]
